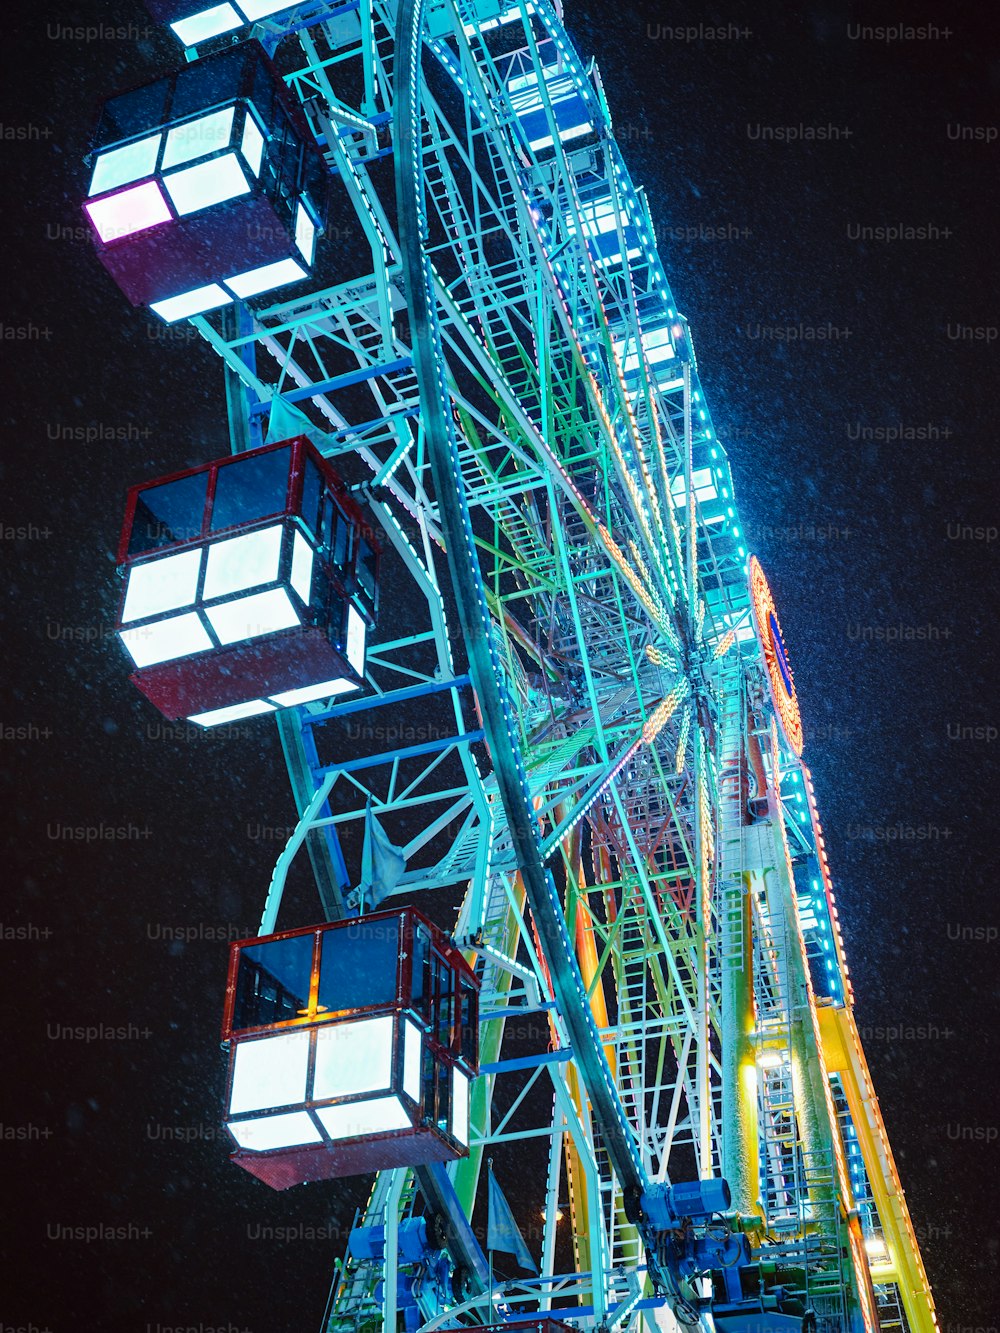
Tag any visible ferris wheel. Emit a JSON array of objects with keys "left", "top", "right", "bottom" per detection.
[{"left": 84, "top": 1, "right": 938, "bottom": 1331}]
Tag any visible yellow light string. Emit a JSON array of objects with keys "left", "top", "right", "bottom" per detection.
[
  {"left": 576, "top": 215, "right": 679, "bottom": 607},
  {"left": 712, "top": 628, "right": 736, "bottom": 659},
  {"left": 645, "top": 644, "right": 678, "bottom": 673},
  {"left": 641, "top": 682, "right": 687, "bottom": 745},
  {"left": 599, "top": 522, "right": 670, "bottom": 628},
  {"left": 674, "top": 708, "right": 691, "bottom": 775}
]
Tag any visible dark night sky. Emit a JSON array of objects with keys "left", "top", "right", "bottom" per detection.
[{"left": 2, "top": 0, "right": 998, "bottom": 1328}]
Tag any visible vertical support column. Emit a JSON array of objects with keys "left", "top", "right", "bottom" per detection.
[
  {"left": 721, "top": 876, "right": 758, "bottom": 1216},
  {"left": 763, "top": 807, "right": 871, "bottom": 1331},
  {"left": 694, "top": 730, "right": 712, "bottom": 1178},
  {"left": 720, "top": 672, "right": 759, "bottom": 1216},
  {"left": 275, "top": 713, "right": 348, "bottom": 921},
  {"left": 221, "top": 302, "right": 263, "bottom": 457},
  {"left": 561, "top": 812, "right": 641, "bottom": 1271},
  {"left": 551, "top": 1067, "right": 610, "bottom": 1326},
  {"left": 452, "top": 875, "right": 527, "bottom": 1219},
  {"left": 540, "top": 1103, "right": 564, "bottom": 1312},
  {"left": 762, "top": 855, "right": 828, "bottom": 1187},
  {"left": 382, "top": 1168, "right": 406, "bottom": 1331}
]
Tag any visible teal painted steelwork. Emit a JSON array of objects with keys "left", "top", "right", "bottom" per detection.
[
  {"left": 90, "top": 0, "right": 931, "bottom": 1324},
  {"left": 393, "top": 0, "right": 647, "bottom": 1205}
]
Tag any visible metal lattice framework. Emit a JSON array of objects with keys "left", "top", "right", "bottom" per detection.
[{"left": 95, "top": 1, "right": 938, "bottom": 1330}]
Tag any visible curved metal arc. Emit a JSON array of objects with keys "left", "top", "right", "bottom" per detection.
[{"left": 392, "top": 0, "right": 647, "bottom": 1210}]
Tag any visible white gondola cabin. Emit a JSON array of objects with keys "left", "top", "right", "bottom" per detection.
[
  {"left": 115, "top": 437, "right": 378, "bottom": 727},
  {"left": 221, "top": 909, "right": 479, "bottom": 1189},
  {"left": 83, "top": 40, "right": 325, "bottom": 320}
]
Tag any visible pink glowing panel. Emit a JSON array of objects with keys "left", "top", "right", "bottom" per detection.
[{"left": 85, "top": 182, "right": 172, "bottom": 243}]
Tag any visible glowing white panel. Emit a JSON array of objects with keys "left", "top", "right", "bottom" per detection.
[
  {"left": 346, "top": 605, "right": 366, "bottom": 675},
  {"left": 670, "top": 467, "right": 718, "bottom": 507},
  {"left": 290, "top": 530, "right": 314, "bottom": 604},
  {"left": 122, "top": 549, "right": 203, "bottom": 623},
  {"left": 717, "top": 610, "right": 755, "bottom": 645},
  {"left": 508, "top": 69, "right": 592, "bottom": 152},
  {"left": 294, "top": 202, "right": 316, "bottom": 265},
  {"left": 268, "top": 678, "right": 357, "bottom": 708},
  {"left": 170, "top": 4, "right": 243, "bottom": 45},
  {"left": 403, "top": 1021, "right": 422, "bottom": 1104},
  {"left": 586, "top": 199, "right": 617, "bottom": 237},
  {"left": 89, "top": 134, "right": 162, "bottom": 196},
  {"left": 119, "top": 612, "right": 213, "bottom": 668},
  {"left": 163, "top": 152, "right": 250, "bottom": 216},
  {"left": 316, "top": 1095, "right": 410, "bottom": 1142},
  {"left": 529, "top": 120, "right": 591, "bottom": 152},
  {"left": 188, "top": 698, "right": 276, "bottom": 727},
  {"left": 162, "top": 107, "right": 235, "bottom": 170},
  {"left": 562, "top": 195, "right": 640, "bottom": 267},
  {"left": 508, "top": 70, "right": 580, "bottom": 101},
  {"left": 150, "top": 283, "right": 232, "bottom": 323},
  {"left": 508, "top": 69, "right": 547, "bottom": 93},
  {"left": 85, "top": 182, "right": 172, "bottom": 243},
  {"left": 643, "top": 328, "right": 675, "bottom": 363},
  {"left": 615, "top": 326, "right": 676, "bottom": 376},
  {"left": 203, "top": 524, "right": 283, "bottom": 600},
  {"left": 205, "top": 587, "right": 300, "bottom": 644},
  {"left": 236, "top": 0, "right": 296, "bottom": 18},
  {"left": 566, "top": 195, "right": 624, "bottom": 242},
  {"left": 224, "top": 257, "right": 307, "bottom": 300},
  {"left": 313, "top": 1015, "right": 395, "bottom": 1102},
  {"left": 451, "top": 1067, "right": 470, "bottom": 1146},
  {"left": 611, "top": 336, "right": 635, "bottom": 369},
  {"left": 240, "top": 113, "right": 265, "bottom": 176},
  {"left": 229, "top": 1031, "right": 310, "bottom": 1115},
  {"left": 756, "top": 1049, "right": 786, "bottom": 1070},
  {"left": 227, "top": 1110, "right": 321, "bottom": 1152},
  {"left": 464, "top": 2, "right": 535, "bottom": 36}
]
